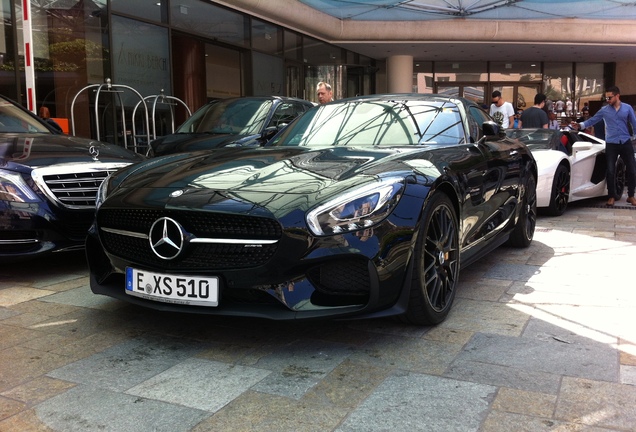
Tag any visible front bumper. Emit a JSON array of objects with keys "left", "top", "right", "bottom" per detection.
[
  {"left": 86, "top": 218, "right": 417, "bottom": 321},
  {"left": 0, "top": 201, "right": 93, "bottom": 260}
]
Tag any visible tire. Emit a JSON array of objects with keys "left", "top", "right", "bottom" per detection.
[
  {"left": 403, "top": 193, "right": 459, "bottom": 326},
  {"left": 546, "top": 164, "right": 570, "bottom": 216},
  {"left": 508, "top": 173, "right": 537, "bottom": 248},
  {"left": 613, "top": 157, "right": 626, "bottom": 200}
]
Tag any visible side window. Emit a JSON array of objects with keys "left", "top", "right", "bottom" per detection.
[
  {"left": 467, "top": 106, "right": 490, "bottom": 142},
  {"left": 268, "top": 103, "right": 303, "bottom": 128}
]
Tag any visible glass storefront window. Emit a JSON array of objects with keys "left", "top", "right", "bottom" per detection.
[
  {"left": 304, "top": 36, "right": 342, "bottom": 64},
  {"left": 112, "top": 16, "right": 170, "bottom": 99},
  {"left": 0, "top": 0, "right": 17, "bottom": 100},
  {"left": 251, "top": 19, "right": 282, "bottom": 55},
  {"left": 543, "top": 62, "right": 573, "bottom": 103},
  {"left": 171, "top": 1, "right": 247, "bottom": 47},
  {"left": 435, "top": 62, "right": 487, "bottom": 82},
  {"left": 575, "top": 63, "right": 604, "bottom": 114},
  {"left": 253, "top": 52, "right": 284, "bottom": 96},
  {"left": 206, "top": 44, "right": 241, "bottom": 99},
  {"left": 490, "top": 62, "right": 541, "bottom": 82},
  {"left": 112, "top": 0, "right": 167, "bottom": 24},
  {"left": 414, "top": 62, "right": 433, "bottom": 94},
  {"left": 284, "top": 30, "right": 302, "bottom": 61},
  {"left": 18, "top": 0, "right": 108, "bottom": 131}
]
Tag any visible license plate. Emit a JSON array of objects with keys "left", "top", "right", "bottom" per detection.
[{"left": 125, "top": 267, "right": 219, "bottom": 307}]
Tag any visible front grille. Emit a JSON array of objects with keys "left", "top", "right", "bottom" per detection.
[
  {"left": 42, "top": 171, "right": 111, "bottom": 207},
  {"left": 32, "top": 163, "right": 130, "bottom": 209},
  {"left": 98, "top": 208, "right": 282, "bottom": 270},
  {"left": 98, "top": 209, "right": 282, "bottom": 239}
]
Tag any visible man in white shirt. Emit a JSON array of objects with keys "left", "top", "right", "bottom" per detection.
[{"left": 489, "top": 91, "right": 515, "bottom": 129}]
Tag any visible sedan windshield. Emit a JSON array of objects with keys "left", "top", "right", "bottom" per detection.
[
  {"left": 176, "top": 99, "right": 273, "bottom": 136},
  {"left": 0, "top": 100, "right": 51, "bottom": 133},
  {"left": 272, "top": 99, "right": 465, "bottom": 147}
]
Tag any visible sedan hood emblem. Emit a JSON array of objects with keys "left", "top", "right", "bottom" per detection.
[
  {"left": 88, "top": 145, "right": 100, "bottom": 160},
  {"left": 149, "top": 217, "right": 184, "bottom": 260}
]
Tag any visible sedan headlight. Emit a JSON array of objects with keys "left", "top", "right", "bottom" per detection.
[
  {"left": 95, "top": 175, "right": 112, "bottom": 210},
  {"left": 0, "top": 170, "right": 39, "bottom": 202},
  {"left": 306, "top": 177, "right": 405, "bottom": 236}
]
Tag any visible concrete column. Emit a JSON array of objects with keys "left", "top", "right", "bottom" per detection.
[{"left": 386, "top": 55, "right": 413, "bottom": 93}]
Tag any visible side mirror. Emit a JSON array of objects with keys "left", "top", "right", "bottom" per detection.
[
  {"left": 261, "top": 126, "right": 279, "bottom": 141},
  {"left": 482, "top": 121, "right": 503, "bottom": 140},
  {"left": 572, "top": 141, "right": 593, "bottom": 154}
]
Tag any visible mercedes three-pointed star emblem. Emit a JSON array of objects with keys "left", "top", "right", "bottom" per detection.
[
  {"left": 149, "top": 217, "right": 184, "bottom": 260},
  {"left": 88, "top": 145, "right": 100, "bottom": 160}
]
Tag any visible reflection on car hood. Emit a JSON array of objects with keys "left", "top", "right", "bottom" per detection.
[
  {"left": 150, "top": 132, "right": 260, "bottom": 155},
  {"left": 109, "top": 146, "right": 440, "bottom": 219},
  {"left": 0, "top": 133, "right": 144, "bottom": 168},
  {"left": 115, "top": 146, "right": 437, "bottom": 196}
]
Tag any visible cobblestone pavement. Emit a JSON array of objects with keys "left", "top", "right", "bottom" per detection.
[{"left": 1, "top": 196, "right": 635, "bottom": 432}]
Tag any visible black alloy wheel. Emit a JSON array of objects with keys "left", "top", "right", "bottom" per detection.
[
  {"left": 613, "top": 157, "right": 626, "bottom": 200},
  {"left": 508, "top": 174, "right": 537, "bottom": 248},
  {"left": 547, "top": 164, "right": 570, "bottom": 216},
  {"left": 404, "top": 193, "right": 459, "bottom": 325}
]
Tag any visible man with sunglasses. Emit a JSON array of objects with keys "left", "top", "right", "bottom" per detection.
[
  {"left": 572, "top": 86, "right": 636, "bottom": 206},
  {"left": 489, "top": 90, "right": 515, "bottom": 129}
]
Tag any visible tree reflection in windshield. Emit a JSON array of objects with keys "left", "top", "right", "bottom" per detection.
[{"left": 274, "top": 99, "right": 465, "bottom": 147}]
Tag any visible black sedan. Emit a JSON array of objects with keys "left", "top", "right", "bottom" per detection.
[
  {"left": 0, "top": 95, "right": 144, "bottom": 261},
  {"left": 148, "top": 96, "right": 314, "bottom": 157},
  {"left": 87, "top": 94, "right": 537, "bottom": 325}
]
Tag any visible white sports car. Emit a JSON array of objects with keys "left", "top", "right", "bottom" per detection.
[{"left": 506, "top": 128, "right": 626, "bottom": 216}]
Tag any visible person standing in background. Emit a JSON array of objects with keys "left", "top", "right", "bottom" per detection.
[
  {"left": 489, "top": 90, "right": 515, "bottom": 129},
  {"left": 316, "top": 82, "right": 334, "bottom": 104},
  {"left": 548, "top": 111, "right": 560, "bottom": 130},
  {"left": 519, "top": 93, "right": 549, "bottom": 129},
  {"left": 513, "top": 109, "right": 522, "bottom": 129},
  {"left": 572, "top": 86, "right": 636, "bottom": 206}
]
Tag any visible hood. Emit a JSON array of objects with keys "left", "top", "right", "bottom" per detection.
[
  {"left": 150, "top": 132, "right": 262, "bottom": 156},
  {"left": 105, "top": 146, "right": 447, "bottom": 219},
  {"left": 0, "top": 133, "right": 144, "bottom": 169},
  {"left": 116, "top": 146, "right": 432, "bottom": 194}
]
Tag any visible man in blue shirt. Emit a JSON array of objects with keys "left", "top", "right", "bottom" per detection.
[{"left": 573, "top": 86, "right": 636, "bottom": 206}]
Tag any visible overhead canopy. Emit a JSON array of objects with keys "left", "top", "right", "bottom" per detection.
[
  {"left": 217, "top": 0, "right": 636, "bottom": 61},
  {"left": 299, "top": 0, "right": 636, "bottom": 20}
]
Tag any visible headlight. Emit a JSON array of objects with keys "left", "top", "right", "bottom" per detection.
[
  {"left": 95, "top": 175, "right": 111, "bottom": 209},
  {"left": 0, "top": 170, "right": 39, "bottom": 202},
  {"left": 306, "top": 177, "right": 405, "bottom": 236}
]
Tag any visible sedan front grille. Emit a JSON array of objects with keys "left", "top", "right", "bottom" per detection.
[
  {"left": 32, "top": 163, "right": 130, "bottom": 209},
  {"left": 97, "top": 208, "right": 282, "bottom": 270},
  {"left": 42, "top": 171, "right": 110, "bottom": 207}
]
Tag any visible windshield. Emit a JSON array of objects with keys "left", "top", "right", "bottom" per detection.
[
  {"left": 176, "top": 98, "right": 273, "bottom": 136},
  {"left": 0, "top": 100, "right": 51, "bottom": 133},
  {"left": 271, "top": 99, "right": 465, "bottom": 147},
  {"left": 506, "top": 129, "right": 558, "bottom": 150}
]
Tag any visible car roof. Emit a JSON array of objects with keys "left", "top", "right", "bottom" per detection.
[{"left": 205, "top": 96, "right": 313, "bottom": 105}]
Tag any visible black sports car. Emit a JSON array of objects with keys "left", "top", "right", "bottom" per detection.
[
  {"left": 87, "top": 94, "right": 537, "bottom": 325},
  {"left": 148, "top": 96, "right": 314, "bottom": 157},
  {"left": 0, "top": 95, "right": 144, "bottom": 261}
]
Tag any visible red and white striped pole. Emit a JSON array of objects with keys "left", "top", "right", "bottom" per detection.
[{"left": 22, "top": 0, "right": 36, "bottom": 113}]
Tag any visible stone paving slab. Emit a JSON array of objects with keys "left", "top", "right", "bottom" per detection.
[
  {"left": 126, "top": 358, "right": 271, "bottom": 412},
  {"left": 46, "top": 335, "right": 209, "bottom": 392},
  {"left": 34, "top": 385, "right": 210, "bottom": 432},
  {"left": 336, "top": 372, "right": 496, "bottom": 432},
  {"left": 0, "top": 199, "right": 635, "bottom": 431}
]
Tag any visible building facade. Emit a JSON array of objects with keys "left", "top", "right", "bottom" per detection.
[{"left": 0, "top": 0, "right": 621, "bottom": 147}]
